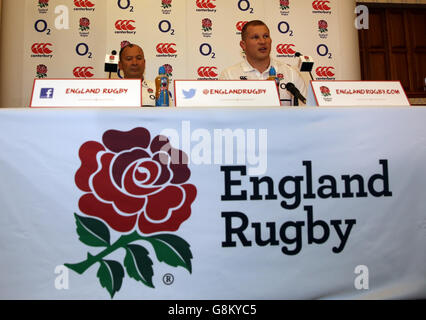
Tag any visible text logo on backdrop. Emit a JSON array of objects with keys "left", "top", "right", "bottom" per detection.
[
  {"left": 236, "top": 21, "right": 248, "bottom": 35},
  {"left": 221, "top": 160, "right": 392, "bottom": 256},
  {"left": 197, "top": 66, "right": 218, "bottom": 80},
  {"left": 276, "top": 44, "right": 296, "bottom": 57},
  {"left": 74, "top": 0, "right": 95, "bottom": 11},
  {"left": 38, "top": 0, "right": 49, "bottom": 14},
  {"left": 196, "top": 0, "right": 217, "bottom": 12},
  {"left": 156, "top": 43, "right": 178, "bottom": 58},
  {"left": 316, "top": 66, "right": 335, "bottom": 80},
  {"left": 115, "top": 20, "right": 136, "bottom": 34},
  {"left": 312, "top": 0, "right": 331, "bottom": 14},
  {"left": 73, "top": 66, "right": 94, "bottom": 78},
  {"left": 65, "top": 127, "right": 197, "bottom": 298},
  {"left": 161, "top": 0, "right": 172, "bottom": 14},
  {"left": 79, "top": 17, "right": 90, "bottom": 37},
  {"left": 31, "top": 43, "right": 53, "bottom": 58},
  {"left": 36, "top": 64, "right": 48, "bottom": 78}
]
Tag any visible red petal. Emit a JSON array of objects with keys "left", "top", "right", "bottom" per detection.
[
  {"left": 123, "top": 162, "right": 162, "bottom": 196},
  {"left": 92, "top": 153, "right": 146, "bottom": 214},
  {"left": 79, "top": 193, "right": 137, "bottom": 233},
  {"left": 138, "top": 184, "right": 197, "bottom": 234},
  {"left": 75, "top": 141, "right": 105, "bottom": 192}
]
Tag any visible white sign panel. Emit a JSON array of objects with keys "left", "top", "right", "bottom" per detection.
[
  {"left": 311, "top": 81, "right": 411, "bottom": 107},
  {"left": 30, "top": 79, "right": 142, "bottom": 108},
  {"left": 174, "top": 80, "right": 281, "bottom": 107}
]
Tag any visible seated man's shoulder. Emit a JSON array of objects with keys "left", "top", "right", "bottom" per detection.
[{"left": 219, "top": 61, "right": 246, "bottom": 79}]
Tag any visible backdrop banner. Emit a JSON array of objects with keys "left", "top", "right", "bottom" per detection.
[
  {"left": 21, "top": 0, "right": 346, "bottom": 105},
  {"left": 0, "top": 107, "right": 425, "bottom": 299}
]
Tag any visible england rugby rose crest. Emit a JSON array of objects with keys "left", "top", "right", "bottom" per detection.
[
  {"left": 36, "top": 64, "right": 48, "bottom": 78},
  {"left": 280, "top": 0, "right": 289, "bottom": 10},
  {"left": 320, "top": 86, "right": 331, "bottom": 97},
  {"left": 65, "top": 127, "right": 197, "bottom": 298}
]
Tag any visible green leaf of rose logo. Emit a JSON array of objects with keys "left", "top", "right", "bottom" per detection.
[{"left": 65, "top": 127, "right": 197, "bottom": 298}]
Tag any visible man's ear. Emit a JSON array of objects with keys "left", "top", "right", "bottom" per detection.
[{"left": 240, "top": 40, "right": 246, "bottom": 52}]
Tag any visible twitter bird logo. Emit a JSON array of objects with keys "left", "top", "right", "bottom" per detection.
[{"left": 182, "top": 89, "right": 196, "bottom": 99}]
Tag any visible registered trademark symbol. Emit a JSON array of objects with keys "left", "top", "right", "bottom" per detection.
[{"left": 163, "top": 273, "right": 174, "bottom": 285}]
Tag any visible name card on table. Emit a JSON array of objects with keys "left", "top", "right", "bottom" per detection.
[
  {"left": 30, "top": 79, "right": 142, "bottom": 108},
  {"left": 308, "top": 81, "right": 411, "bottom": 107},
  {"left": 174, "top": 80, "right": 281, "bottom": 107}
]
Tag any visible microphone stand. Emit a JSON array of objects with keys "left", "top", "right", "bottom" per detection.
[{"left": 293, "top": 96, "right": 299, "bottom": 106}]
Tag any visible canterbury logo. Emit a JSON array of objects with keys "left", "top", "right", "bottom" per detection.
[
  {"left": 156, "top": 43, "right": 177, "bottom": 54},
  {"left": 276, "top": 44, "right": 296, "bottom": 55},
  {"left": 316, "top": 66, "right": 335, "bottom": 77},
  {"left": 196, "top": 0, "right": 216, "bottom": 9},
  {"left": 115, "top": 20, "right": 136, "bottom": 31},
  {"left": 31, "top": 43, "right": 53, "bottom": 54},
  {"left": 74, "top": 0, "right": 95, "bottom": 8},
  {"left": 73, "top": 67, "right": 94, "bottom": 78},
  {"left": 197, "top": 67, "right": 218, "bottom": 78},
  {"left": 236, "top": 21, "right": 248, "bottom": 32},
  {"left": 312, "top": 1, "right": 331, "bottom": 11}
]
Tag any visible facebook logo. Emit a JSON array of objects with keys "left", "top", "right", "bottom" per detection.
[{"left": 40, "top": 88, "right": 54, "bottom": 99}]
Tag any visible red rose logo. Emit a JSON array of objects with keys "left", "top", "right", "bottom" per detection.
[
  {"left": 66, "top": 127, "right": 197, "bottom": 298},
  {"left": 280, "top": 0, "right": 289, "bottom": 10},
  {"left": 320, "top": 86, "right": 331, "bottom": 97},
  {"left": 38, "top": 0, "right": 49, "bottom": 8},
  {"left": 202, "top": 18, "right": 212, "bottom": 32},
  {"left": 76, "top": 127, "right": 196, "bottom": 234},
  {"left": 79, "top": 17, "right": 90, "bottom": 31},
  {"left": 319, "top": 20, "right": 328, "bottom": 33},
  {"left": 36, "top": 64, "right": 48, "bottom": 78},
  {"left": 161, "top": 0, "right": 172, "bottom": 9}
]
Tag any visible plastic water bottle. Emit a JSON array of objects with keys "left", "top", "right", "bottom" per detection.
[
  {"left": 155, "top": 66, "right": 170, "bottom": 107},
  {"left": 268, "top": 66, "right": 277, "bottom": 81}
]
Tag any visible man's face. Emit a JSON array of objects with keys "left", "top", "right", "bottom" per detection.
[
  {"left": 119, "top": 45, "right": 145, "bottom": 79},
  {"left": 240, "top": 25, "right": 272, "bottom": 62}
]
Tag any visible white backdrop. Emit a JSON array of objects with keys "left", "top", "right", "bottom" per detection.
[{"left": 0, "top": 0, "right": 361, "bottom": 107}]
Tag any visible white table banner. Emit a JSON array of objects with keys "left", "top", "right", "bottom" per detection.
[
  {"left": 30, "top": 79, "right": 142, "bottom": 108},
  {"left": 0, "top": 107, "right": 425, "bottom": 300},
  {"left": 310, "top": 81, "right": 410, "bottom": 107}
]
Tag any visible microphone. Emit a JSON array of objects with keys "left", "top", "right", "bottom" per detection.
[
  {"left": 295, "top": 52, "right": 315, "bottom": 80},
  {"left": 285, "top": 82, "right": 306, "bottom": 105},
  {"left": 104, "top": 50, "right": 119, "bottom": 76}
]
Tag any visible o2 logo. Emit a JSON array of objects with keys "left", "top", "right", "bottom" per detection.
[
  {"left": 238, "top": 0, "right": 254, "bottom": 13},
  {"left": 158, "top": 20, "right": 175, "bottom": 35},
  {"left": 199, "top": 43, "right": 216, "bottom": 59},
  {"left": 317, "top": 44, "right": 332, "bottom": 59},
  {"left": 34, "top": 19, "right": 51, "bottom": 35},
  {"left": 117, "top": 0, "right": 134, "bottom": 12},
  {"left": 76, "top": 43, "right": 93, "bottom": 59},
  {"left": 277, "top": 21, "right": 294, "bottom": 37}
]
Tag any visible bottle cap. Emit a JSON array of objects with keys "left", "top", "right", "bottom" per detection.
[{"left": 159, "top": 66, "right": 166, "bottom": 75}]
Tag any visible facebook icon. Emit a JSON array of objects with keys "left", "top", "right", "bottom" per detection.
[{"left": 40, "top": 88, "right": 54, "bottom": 99}]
